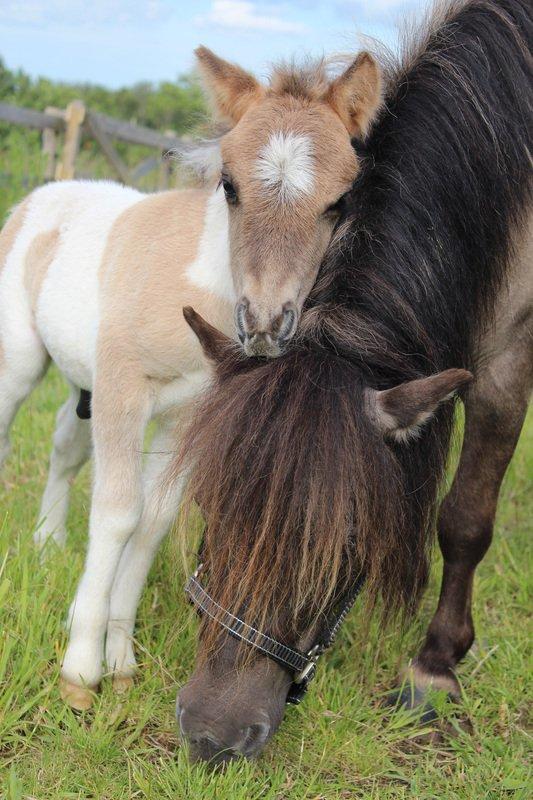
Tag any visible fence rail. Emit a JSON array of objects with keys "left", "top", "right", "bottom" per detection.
[
  {"left": 0, "top": 103, "right": 64, "bottom": 132},
  {"left": 0, "top": 100, "right": 186, "bottom": 187}
]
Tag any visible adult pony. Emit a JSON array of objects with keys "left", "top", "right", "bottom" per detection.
[
  {"left": 0, "top": 51, "right": 382, "bottom": 708},
  {"left": 171, "top": 0, "right": 532, "bottom": 764}
]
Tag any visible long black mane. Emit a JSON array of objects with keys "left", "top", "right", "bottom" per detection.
[
  {"left": 307, "top": 0, "right": 531, "bottom": 381},
  {"left": 172, "top": 0, "right": 532, "bottom": 650}
]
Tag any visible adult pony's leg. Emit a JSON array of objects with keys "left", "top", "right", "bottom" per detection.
[
  {"left": 34, "top": 387, "right": 91, "bottom": 548},
  {"left": 60, "top": 369, "right": 151, "bottom": 710},
  {"left": 105, "top": 414, "right": 187, "bottom": 690},
  {"left": 398, "top": 338, "right": 532, "bottom": 715}
]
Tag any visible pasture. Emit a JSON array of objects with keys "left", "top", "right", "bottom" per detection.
[
  {"left": 0, "top": 370, "right": 531, "bottom": 798},
  {"left": 1, "top": 38, "right": 532, "bottom": 799}
]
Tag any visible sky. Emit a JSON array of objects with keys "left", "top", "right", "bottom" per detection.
[{"left": 0, "top": 1, "right": 431, "bottom": 88}]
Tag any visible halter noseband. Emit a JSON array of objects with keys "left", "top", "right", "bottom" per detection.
[{"left": 185, "top": 564, "right": 364, "bottom": 704}]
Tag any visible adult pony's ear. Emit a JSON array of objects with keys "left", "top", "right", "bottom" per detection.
[
  {"left": 367, "top": 368, "right": 473, "bottom": 443},
  {"left": 183, "top": 306, "right": 235, "bottom": 363},
  {"left": 195, "top": 46, "right": 265, "bottom": 126},
  {"left": 324, "top": 52, "right": 382, "bottom": 138}
]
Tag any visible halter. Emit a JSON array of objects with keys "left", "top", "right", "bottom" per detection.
[{"left": 185, "top": 564, "right": 365, "bottom": 704}]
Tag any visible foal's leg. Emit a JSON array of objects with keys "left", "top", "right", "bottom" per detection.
[
  {"left": 60, "top": 372, "right": 151, "bottom": 710},
  {"left": 0, "top": 341, "right": 48, "bottom": 469},
  {"left": 34, "top": 388, "right": 91, "bottom": 548},
  {"left": 397, "top": 347, "right": 531, "bottom": 715},
  {"left": 106, "top": 415, "right": 187, "bottom": 689}
]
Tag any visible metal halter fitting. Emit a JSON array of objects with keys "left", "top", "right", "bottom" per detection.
[{"left": 185, "top": 565, "right": 365, "bottom": 704}]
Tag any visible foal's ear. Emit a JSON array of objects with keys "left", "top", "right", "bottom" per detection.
[
  {"left": 195, "top": 46, "right": 265, "bottom": 126},
  {"left": 367, "top": 369, "right": 473, "bottom": 443},
  {"left": 324, "top": 52, "right": 382, "bottom": 138},
  {"left": 183, "top": 306, "right": 234, "bottom": 363}
]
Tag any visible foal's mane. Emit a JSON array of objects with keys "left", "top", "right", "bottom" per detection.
[{"left": 172, "top": 0, "right": 532, "bottom": 653}]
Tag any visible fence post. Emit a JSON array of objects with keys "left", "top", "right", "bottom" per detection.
[
  {"left": 42, "top": 106, "right": 65, "bottom": 181},
  {"left": 56, "top": 100, "right": 85, "bottom": 180},
  {"left": 85, "top": 111, "right": 131, "bottom": 185}
]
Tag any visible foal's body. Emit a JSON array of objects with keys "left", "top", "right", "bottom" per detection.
[
  {"left": 0, "top": 46, "right": 382, "bottom": 707},
  {"left": 0, "top": 179, "right": 233, "bottom": 702}
]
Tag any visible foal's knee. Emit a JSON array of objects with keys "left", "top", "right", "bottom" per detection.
[{"left": 92, "top": 491, "right": 143, "bottom": 545}]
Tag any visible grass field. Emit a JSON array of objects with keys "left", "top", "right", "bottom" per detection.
[{"left": 0, "top": 365, "right": 531, "bottom": 800}]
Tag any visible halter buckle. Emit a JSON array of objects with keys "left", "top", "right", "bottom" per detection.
[{"left": 293, "top": 645, "right": 321, "bottom": 685}]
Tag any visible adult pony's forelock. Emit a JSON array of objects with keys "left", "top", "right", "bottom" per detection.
[
  {"left": 171, "top": 345, "right": 446, "bottom": 657},
  {"left": 170, "top": 0, "right": 533, "bottom": 657}
]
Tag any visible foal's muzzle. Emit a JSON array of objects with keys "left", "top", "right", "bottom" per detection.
[{"left": 235, "top": 299, "right": 297, "bottom": 358}]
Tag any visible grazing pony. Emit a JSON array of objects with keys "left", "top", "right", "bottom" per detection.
[
  {"left": 171, "top": 0, "right": 532, "bottom": 764},
  {"left": 0, "top": 49, "right": 382, "bottom": 708}
]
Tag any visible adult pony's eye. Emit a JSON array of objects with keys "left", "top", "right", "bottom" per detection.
[
  {"left": 220, "top": 176, "right": 238, "bottom": 205},
  {"left": 324, "top": 193, "right": 348, "bottom": 219}
]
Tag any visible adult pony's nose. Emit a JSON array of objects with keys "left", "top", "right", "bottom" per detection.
[
  {"left": 177, "top": 702, "right": 270, "bottom": 764},
  {"left": 235, "top": 298, "right": 298, "bottom": 357}
]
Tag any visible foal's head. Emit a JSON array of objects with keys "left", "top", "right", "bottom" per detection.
[{"left": 193, "top": 47, "right": 382, "bottom": 356}]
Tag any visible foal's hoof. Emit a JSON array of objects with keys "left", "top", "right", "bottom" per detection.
[
  {"left": 59, "top": 678, "right": 96, "bottom": 711},
  {"left": 112, "top": 674, "right": 135, "bottom": 694}
]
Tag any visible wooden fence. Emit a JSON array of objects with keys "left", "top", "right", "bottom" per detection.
[{"left": 0, "top": 100, "right": 187, "bottom": 188}]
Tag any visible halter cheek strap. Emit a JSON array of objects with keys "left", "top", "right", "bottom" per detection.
[{"left": 185, "top": 565, "right": 365, "bottom": 704}]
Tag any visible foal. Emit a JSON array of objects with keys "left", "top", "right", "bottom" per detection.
[{"left": 0, "top": 48, "right": 381, "bottom": 708}]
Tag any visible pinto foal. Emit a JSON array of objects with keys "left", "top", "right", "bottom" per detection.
[{"left": 0, "top": 49, "right": 382, "bottom": 708}]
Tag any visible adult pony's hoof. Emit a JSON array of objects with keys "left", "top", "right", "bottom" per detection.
[
  {"left": 385, "top": 684, "right": 439, "bottom": 724},
  {"left": 59, "top": 678, "right": 96, "bottom": 711},
  {"left": 112, "top": 674, "right": 134, "bottom": 694},
  {"left": 385, "top": 663, "right": 460, "bottom": 724}
]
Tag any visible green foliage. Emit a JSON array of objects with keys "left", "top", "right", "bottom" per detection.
[
  {"left": 0, "top": 56, "right": 206, "bottom": 133},
  {"left": 0, "top": 368, "right": 531, "bottom": 799},
  {"left": 0, "top": 56, "right": 207, "bottom": 219}
]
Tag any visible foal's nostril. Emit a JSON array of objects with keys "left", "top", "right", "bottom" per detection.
[
  {"left": 278, "top": 306, "right": 297, "bottom": 342},
  {"left": 235, "top": 300, "right": 249, "bottom": 340}
]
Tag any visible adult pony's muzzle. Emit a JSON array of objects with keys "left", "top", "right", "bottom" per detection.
[
  {"left": 235, "top": 298, "right": 298, "bottom": 358},
  {"left": 177, "top": 699, "right": 271, "bottom": 765},
  {"left": 176, "top": 643, "right": 291, "bottom": 766}
]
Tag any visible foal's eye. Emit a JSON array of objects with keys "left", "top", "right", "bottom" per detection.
[
  {"left": 324, "top": 193, "right": 347, "bottom": 219},
  {"left": 220, "top": 176, "right": 238, "bottom": 205}
]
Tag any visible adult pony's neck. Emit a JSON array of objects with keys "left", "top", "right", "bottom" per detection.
[
  {"left": 305, "top": 0, "right": 532, "bottom": 384},
  {"left": 173, "top": 0, "right": 532, "bottom": 650}
]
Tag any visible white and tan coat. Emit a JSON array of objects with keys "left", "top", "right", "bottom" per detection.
[{"left": 0, "top": 47, "right": 383, "bottom": 709}]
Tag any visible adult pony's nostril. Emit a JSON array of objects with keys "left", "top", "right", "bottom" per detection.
[{"left": 241, "top": 721, "right": 271, "bottom": 755}]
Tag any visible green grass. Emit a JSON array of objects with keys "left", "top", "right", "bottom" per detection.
[{"left": 0, "top": 368, "right": 531, "bottom": 799}]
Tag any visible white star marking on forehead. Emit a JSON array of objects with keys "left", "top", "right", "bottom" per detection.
[{"left": 254, "top": 131, "right": 315, "bottom": 202}]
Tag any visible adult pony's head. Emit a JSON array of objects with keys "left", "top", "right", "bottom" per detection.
[
  {"left": 192, "top": 46, "right": 382, "bottom": 356},
  {"left": 174, "top": 311, "right": 472, "bottom": 764}
]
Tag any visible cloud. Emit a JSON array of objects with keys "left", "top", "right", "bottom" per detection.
[
  {"left": 196, "top": 1, "right": 307, "bottom": 34},
  {"left": 335, "top": 0, "right": 422, "bottom": 25},
  {"left": 0, "top": 1, "right": 173, "bottom": 27}
]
